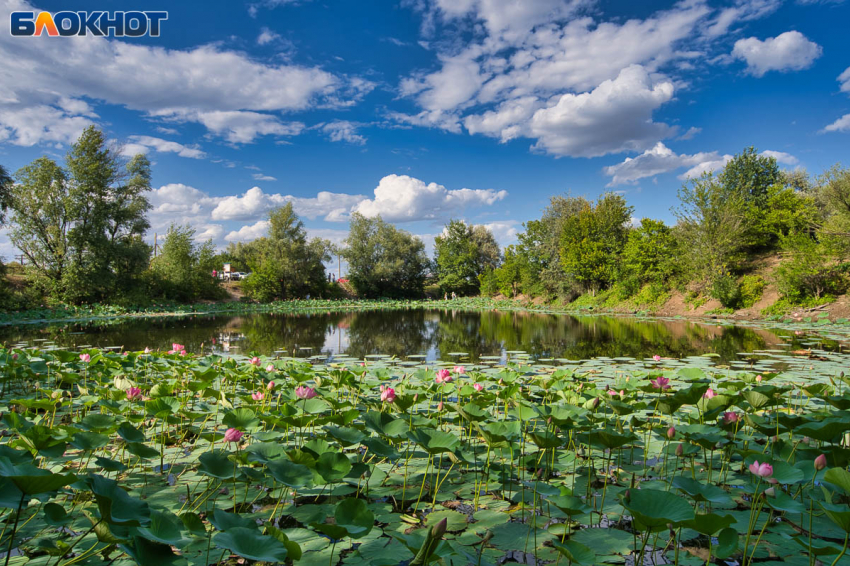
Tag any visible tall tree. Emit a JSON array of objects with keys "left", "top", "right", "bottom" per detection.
[
  {"left": 434, "top": 220, "right": 501, "bottom": 295},
  {"left": 560, "top": 193, "right": 632, "bottom": 294},
  {"left": 0, "top": 163, "right": 12, "bottom": 225},
  {"left": 7, "top": 158, "right": 72, "bottom": 293},
  {"left": 343, "top": 213, "right": 428, "bottom": 298}
]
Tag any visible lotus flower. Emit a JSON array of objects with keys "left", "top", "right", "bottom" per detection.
[
  {"left": 675, "top": 443, "right": 684, "bottom": 457},
  {"left": 651, "top": 376, "right": 671, "bottom": 390},
  {"left": 436, "top": 369, "right": 451, "bottom": 384},
  {"left": 295, "top": 385, "right": 317, "bottom": 400},
  {"left": 749, "top": 460, "right": 773, "bottom": 478},
  {"left": 437, "top": 401, "right": 444, "bottom": 411},
  {"left": 126, "top": 387, "right": 142, "bottom": 401},
  {"left": 144, "top": 347, "right": 151, "bottom": 354},
  {"left": 652, "top": 355, "right": 661, "bottom": 362},
  {"left": 667, "top": 426, "right": 676, "bottom": 439},
  {"left": 172, "top": 343, "right": 185, "bottom": 352},
  {"left": 473, "top": 383, "right": 483, "bottom": 392},
  {"left": 79, "top": 353, "right": 91, "bottom": 363},
  {"left": 224, "top": 428, "right": 243, "bottom": 443},
  {"left": 381, "top": 387, "right": 396, "bottom": 403},
  {"left": 250, "top": 357, "right": 261, "bottom": 366},
  {"left": 180, "top": 350, "right": 187, "bottom": 356},
  {"left": 815, "top": 454, "right": 827, "bottom": 471},
  {"left": 267, "top": 381, "right": 275, "bottom": 390},
  {"left": 11, "top": 353, "right": 18, "bottom": 360},
  {"left": 453, "top": 365, "right": 466, "bottom": 375},
  {"left": 252, "top": 391, "right": 265, "bottom": 401},
  {"left": 703, "top": 387, "right": 716, "bottom": 399},
  {"left": 723, "top": 411, "right": 738, "bottom": 424},
  {"left": 266, "top": 364, "right": 274, "bottom": 372},
  {"left": 755, "top": 374, "right": 763, "bottom": 383}
]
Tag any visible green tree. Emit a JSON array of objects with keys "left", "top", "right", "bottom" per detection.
[
  {"left": 343, "top": 213, "right": 428, "bottom": 298},
  {"left": 622, "top": 218, "right": 677, "bottom": 285},
  {"left": 0, "top": 163, "right": 12, "bottom": 224},
  {"left": 492, "top": 245, "right": 524, "bottom": 297},
  {"left": 150, "top": 225, "right": 222, "bottom": 302},
  {"left": 559, "top": 193, "right": 632, "bottom": 294},
  {"left": 673, "top": 173, "right": 746, "bottom": 288},
  {"left": 434, "top": 221, "right": 501, "bottom": 295},
  {"left": 6, "top": 158, "right": 72, "bottom": 295},
  {"left": 718, "top": 147, "right": 783, "bottom": 249}
]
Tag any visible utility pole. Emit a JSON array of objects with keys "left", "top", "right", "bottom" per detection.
[{"left": 14, "top": 254, "right": 26, "bottom": 266}]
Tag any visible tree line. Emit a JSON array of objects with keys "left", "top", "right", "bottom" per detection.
[{"left": 1, "top": 128, "right": 848, "bottom": 312}]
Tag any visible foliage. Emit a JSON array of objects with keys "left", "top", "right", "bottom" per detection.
[
  {"left": 738, "top": 274, "right": 765, "bottom": 308},
  {"left": 622, "top": 218, "right": 677, "bottom": 285},
  {"left": 775, "top": 232, "right": 847, "bottom": 302},
  {"left": 233, "top": 203, "right": 331, "bottom": 302},
  {"left": 559, "top": 193, "right": 632, "bottom": 294},
  {"left": 434, "top": 220, "right": 500, "bottom": 295},
  {"left": 149, "top": 225, "right": 223, "bottom": 302},
  {"left": 4, "top": 127, "right": 151, "bottom": 304},
  {"left": 343, "top": 213, "right": 428, "bottom": 298}
]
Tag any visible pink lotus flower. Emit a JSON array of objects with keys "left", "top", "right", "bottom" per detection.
[
  {"left": 295, "top": 385, "right": 317, "bottom": 400},
  {"left": 180, "top": 350, "right": 187, "bottom": 356},
  {"left": 667, "top": 426, "right": 676, "bottom": 440},
  {"left": 11, "top": 353, "right": 18, "bottom": 360},
  {"left": 266, "top": 364, "right": 274, "bottom": 372},
  {"left": 453, "top": 366, "right": 466, "bottom": 375},
  {"left": 473, "top": 383, "right": 483, "bottom": 392},
  {"left": 250, "top": 357, "right": 261, "bottom": 366},
  {"left": 437, "top": 401, "right": 444, "bottom": 411},
  {"left": 79, "top": 353, "right": 91, "bottom": 363},
  {"left": 652, "top": 355, "right": 661, "bottom": 362},
  {"left": 172, "top": 343, "right": 185, "bottom": 352},
  {"left": 703, "top": 387, "right": 717, "bottom": 399},
  {"left": 224, "top": 428, "right": 243, "bottom": 443},
  {"left": 123, "top": 351, "right": 129, "bottom": 356},
  {"left": 126, "top": 387, "right": 142, "bottom": 401},
  {"left": 749, "top": 460, "right": 773, "bottom": 478},
  {"left": 252, "top": 391, "right": 265, "bottom": 401},
  {"left": 435, "top": 369, "right": 452, "bottom": 384},
  {"left": 723, "top": 411, "right": 738, "bottom": 424},
  {"left": 755, "top": 374, "right": 763, "bottom": 383},
  {"left": 815, "top": 454, "right": 827, "bottom": 471},
  {"left": 144, "top": 347, "right": 151, "bottom": 354},
  {"left": 381, "top": 387, "right": 396, "bottom": 403},
  {"left": 651, "top": 376, "right": 671, "bottom": 390},
  {"left": 267, "top": 381, "right": 275, "bottom": 390}
]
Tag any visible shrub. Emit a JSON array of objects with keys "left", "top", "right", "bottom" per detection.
[
  {"left": 710, "top": 270, "right": 741, "bottom": 309},
  {"left": 738, "top": 274, "right": 765, "bottom": 308}
]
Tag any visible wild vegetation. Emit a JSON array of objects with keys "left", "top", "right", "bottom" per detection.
[
  {"left": 2, "top": 335, "right": 850, "bottom": 566},
  {"left": 2, "top": 132, "right": 849, "bottom": 317}
]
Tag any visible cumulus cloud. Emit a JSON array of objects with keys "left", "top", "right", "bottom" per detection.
[
  {"left": 679, "top": 155, "right": 734, "bottom": 179},
  {"left": 732, "top": 31, "right": 822, "bottom": 77},
  {"left": 481, "top": 220, "right": 521, "bottom": 245},
  {"left": 761, "top": 150, "right": 798, "bottom": 165},
  {"left": 0, "top": 105, "right": 94, "bottom": 147},
  {"left": 603, "top": 142, "right": 723, "bottom": 185},
  {"left": 822, "top": 114, "right": 850, "bottom": 133},
  {"left": 225, "top": 221, "right": 270, "bottom": 242},
  {"left": 353, "top": 174, "right": 507, "bottom": 222},
  {"left": 527, "top": 66, "right": 675, "bottom": 157},
  {"left": 257, "top": 27, "right": 281, "bottom": 45},
  {"left": 0, "top": 0, "right": 372, "bottom": 145},
  {"left": 210, "top": 186, "right": 366, "bottom": 222},
  {"left": 154, "top": 110, "right": 305, "bottom": 144},
  {"left": 121, "top": 136, "right": 206, "bottom": 159}
]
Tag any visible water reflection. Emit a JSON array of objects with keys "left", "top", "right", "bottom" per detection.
[{"left": 0, "top": 308, "right": 795, "bottom": 362}]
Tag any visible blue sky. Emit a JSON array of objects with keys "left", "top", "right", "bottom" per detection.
[{"left": 1, "top": 0, "right": 849, "bottom": 271}]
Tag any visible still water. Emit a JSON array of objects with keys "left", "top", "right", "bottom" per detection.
[{"left": 0, "top": 308, "right": 805, "bottom": 362}]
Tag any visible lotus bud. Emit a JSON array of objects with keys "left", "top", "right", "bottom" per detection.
[
  {"left": 815, "top": 454, "right": 827, "bottom": 471},
  {"left": 590, "top": 397, "right": 600, "bottom": 409},
  {"left": 764, "top": 487, "right": 775, "bottom": 497},
  {"left": 437, "top": 401, "right": 444, "bottom": 411},
  {"left": 667, "top": 426, "right": 676, "bottom": 440},
  {"left": 432, "top": 517, "right": 448, "bottom": 538},
  {"left": 675, "top": 443, "right": 684, "bottom": 457}
]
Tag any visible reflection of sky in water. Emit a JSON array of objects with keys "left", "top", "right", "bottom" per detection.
[{"left": 0, "top": 309, "right": 833, "bottom": 364}]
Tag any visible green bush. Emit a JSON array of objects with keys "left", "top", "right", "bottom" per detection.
[
  {"left": 775, "top": 233, "right": 847, "bottom": 302},
  {"left": 241, "top": 264, "right": 281, "bottom": 303},
  {"left": 738, "top": 274, "right": 765, "bottom": 308},
  {"left": 710, "top": 270, "right": 741, "bottom": 309}
]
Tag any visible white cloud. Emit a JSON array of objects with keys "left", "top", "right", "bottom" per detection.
[
  {"left": 354, "top": 174, "right": 507, "bottom": 222},
  {"left": 823, "top": 114, "right": 850, "bottom": 133},
  {"left": 677, "top": 126, "right": 701, "bottom": 140},
  {"left": 156, "top": 110, "right": 304, "bottom": 144},
  {"left": 252, "top": 173, "right": 278, "bottom": 182},
  {"left": 603, "top": 142, "right": 723, "bottom": 185},
  {"left": 732, "top": 31, "right": 822, "bottom": 77},
  {"left": 839, "top": 67, "right": 850, "bottom": 94},
  {"left": 209, "top": 186, "right": 366, "bottom": 222},
  {"left": 704, "top": 0, "right": 781, "bottom": 37},
  {"left": 122, "top": 136, "right": 206, "bottom": 159},
  {"left": 321, "top": 120, "right": 366, "bottom": 145},
  {"left": 0, "top": 104, "right": 94, "bottom": 146},
  {"left": 257, "top": 27, "right": 281, "bottom": 45},
  {"left": 680, "top": 155, "right": 734, "bottom": 179},
  {"left": 526, "top": 65, "right": 675, "bottom": 157},
  {"left": 481, "top": 220, "right": 520, "bottom": 245},
  {"left": 0, "top": 0, "right": 372, "bottom": 145},
  {"left": 761, "top": 150, "right": 798, "bottom": 165},
  {"left": 225, "top": 221, "right": 270, "bottom": 242}
]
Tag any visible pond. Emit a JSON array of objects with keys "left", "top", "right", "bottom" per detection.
[{"left": 0, "top": 307, "right": 831, "bottom": 363}]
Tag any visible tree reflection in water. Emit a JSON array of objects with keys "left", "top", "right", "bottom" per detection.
[{"left": 0, "top": 308, "right": 798, "bottom": 362}]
